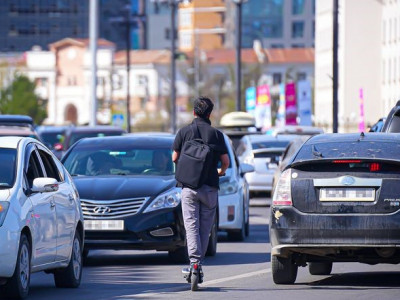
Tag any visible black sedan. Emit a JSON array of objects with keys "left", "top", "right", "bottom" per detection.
[
  {"left": 270, "top": 133, "right": 400, "bottom": 284},
  {"left": 62, "top": 135, "right": 187, "bottom": 263}
]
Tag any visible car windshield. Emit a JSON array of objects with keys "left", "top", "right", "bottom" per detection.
[
  {"left": 251, "top": 141, "right": 290, "bottom": 150},
  {"left": 0, "top": 148, "right": 17, "bottom": 188},
  {"left": 63, "top": 145, "right": 175, "bottom": 176},
  {"left": 68, "top": 131, "right": 123, "bottom": 146}
]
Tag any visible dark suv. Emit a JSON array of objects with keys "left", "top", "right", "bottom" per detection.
[{"left": 382, "top": 100, "right": 400, "bottom": 132}]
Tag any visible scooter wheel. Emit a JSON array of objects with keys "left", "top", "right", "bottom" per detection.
[{"left": 191, "top": 273, "right": 199, "bottom": 291}]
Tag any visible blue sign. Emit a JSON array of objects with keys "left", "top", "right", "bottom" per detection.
[
  {"left": 245, "top": 87, "right": 257, "bottom": 115},
  {"left": 112, "top": 114, "right": 124, "bottom": 127}
]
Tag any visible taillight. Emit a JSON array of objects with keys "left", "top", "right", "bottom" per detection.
[
  {"left": 369, "top": 163, "right": 381, "bottom": 172},
  {"left": 272, "top": 169, "right": 292, "bottom": 206}
]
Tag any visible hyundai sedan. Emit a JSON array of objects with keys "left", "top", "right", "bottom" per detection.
[
  {"left": 0, "top": 137, "right": 84, "bottom": 299},
  {"left": 62, "top": 135, "right": 188, "bottom": 263},
  {"left": 270, "top": 133, "right": 400, "bottom": 284}
]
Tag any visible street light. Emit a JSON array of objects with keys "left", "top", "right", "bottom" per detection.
[
  {"left": 232, "top": 0, "right": 248, "bottom": 112},
  {"left": 151, "top": 0, "right": 191, "bottom": 133},
  {"left": 110, "top": 3, "right": 146, "bottom": 133}
]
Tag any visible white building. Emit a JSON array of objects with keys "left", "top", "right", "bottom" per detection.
[{"left": 315, "top": 0, "right": 400, "bottom": 132}]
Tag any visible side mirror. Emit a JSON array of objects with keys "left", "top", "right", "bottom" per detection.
[
  {"left": 240, "top": 163, "right": 254, "bottom": 176},
  {"left": 54, "top": 143, "right": 64, "bottom": 151},
  {"left": 31, "top": 178, "right": 59, "bottom": 193}
]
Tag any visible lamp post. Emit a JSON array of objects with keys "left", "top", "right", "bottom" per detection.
[
  {"left": 332, "top": 0, "right": 339, "bottom": 133},
  {"left": 232, "top": 0, "right": 248, "bottom": 112},
  {"left": 151, "top": 0, "right": 190, "bottom": 133},
  {"left": 110, "top": 3, "right": 146, "bottom": 133},
  {"left": 89, "top": 0, "right": 98, "bottom": 126}
]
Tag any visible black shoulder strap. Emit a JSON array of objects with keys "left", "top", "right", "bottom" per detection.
[{"left": 191, "top": 122, "right": 203, "bottom": 140}]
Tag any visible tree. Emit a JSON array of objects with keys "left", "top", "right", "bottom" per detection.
[{"left": 0, "top": 74, "right": 47, "bottom": 124}]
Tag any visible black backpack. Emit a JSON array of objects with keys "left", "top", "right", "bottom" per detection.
[{"left": 175, "top": 123, "right": 213, "bottom": 189}]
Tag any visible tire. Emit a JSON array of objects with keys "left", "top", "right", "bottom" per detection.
[
  {"left": 54, "top": 231, "right": 82, "bottom": 288},
  {"left": 244, "top": 203, "right": 250, "bottom": 237},
  {"left": 3, "top": 234, "right": 31, "bottom": 299},
  {"left": 227, "top": 210, "right": 246, "bottom": 242},
  {"left": 191, "top": 272, "right": 199, "bottom": 291},
  {"left": 309, "top": 262, "right": 333, "bottom": 275},
  {"left": 205, "top": 216, "right": 218, "bottom": 256},
  {"left": 168, "top": 246, "right": 189, "bottom": 264},
  {"left": 271, "top": 255, "right": 298, "bottom": 284}
]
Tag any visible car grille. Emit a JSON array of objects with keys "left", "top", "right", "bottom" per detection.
[{"left": 80, "top": 197, "right": 149, "bottom": 219}]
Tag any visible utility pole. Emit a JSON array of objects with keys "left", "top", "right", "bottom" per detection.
[
  {"left": 89, "top": 0, "right": 98, "bottom": 126},
  {"left": 170, "top": 0, "right": 177, "bottom": 134},
  {"left": 232, "top": 0, "right": 247, "bottom": 111},
  {"left": 332, "top": 0, "right": 339, "bottom": 133}
]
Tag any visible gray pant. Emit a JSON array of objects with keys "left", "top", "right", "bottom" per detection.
[{"left": 181, "top": 184, "right": 218, "bottom": 264}]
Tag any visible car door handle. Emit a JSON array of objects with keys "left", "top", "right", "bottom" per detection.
[
  {"left": 68, "top": 194, "right": 74, "bottom": 202},
  {"left": 50, "top": 201, "right": 56, "bottom": 208}
]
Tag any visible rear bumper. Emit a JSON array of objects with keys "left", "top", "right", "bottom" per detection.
[
  {"left": 270, "top": 206, "right": 400, "bottom": 258},
  {"left": 218, "top": 192, "right": 243, "bottom": 230},
  {"left": 245, "top": 172, "right": 273, "bottom": 192}
]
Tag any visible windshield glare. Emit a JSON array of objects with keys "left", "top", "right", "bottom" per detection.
[
  {"left": 63, "top": 147, "right": 175, "bottom": 176},
  {"left": 0, "top": 148, "right": 17, "bottom": 188}
]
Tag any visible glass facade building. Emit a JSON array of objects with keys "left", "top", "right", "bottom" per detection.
[
  {"left": 0, "top": 0, "right": 143, "bottom": 52},
  {"left": 241, "top": 0, "right": 315, "bottom": 49}
]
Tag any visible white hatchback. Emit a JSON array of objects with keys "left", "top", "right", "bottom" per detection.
[{"left": 0, "top": 137, "right": 84, "bottom": 299}]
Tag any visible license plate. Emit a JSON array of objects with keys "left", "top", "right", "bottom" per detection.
[
  {"left": 84, "top": 220, "right": 124, "bottom": 231},
  {"left": 320, "top": 188, "right": 375, "bottom": 202}
]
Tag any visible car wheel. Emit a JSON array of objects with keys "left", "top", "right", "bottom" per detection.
[
  {"left": 309, "top": 262, "right": 332, "bottom": 275},
  {"left": 227, "top": 210, "right": 246, "bottom": 241},
  {"left": 3, "top": 234, "right": 31, "bottom": 299},
  {"left": 206, "top": 215, "right": 218, "bottom": 256},
  {"left": 271, "top": 255, "right": 298, "bottom": 284},
  {"left": 54, "top": 231, "right": 82, "bottom": 288},
  {"left": 168, "top": 246, "right": 189, "bottom": 264}
]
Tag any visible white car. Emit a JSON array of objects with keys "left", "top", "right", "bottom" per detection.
[
  {"left": 0, "top": 137, "right": 84, "bottom": 299},
  {"left": 217, "top": 134, "right": 254, "bottom": 241}
]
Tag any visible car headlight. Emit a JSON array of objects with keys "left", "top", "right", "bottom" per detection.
[
  {"left": 219, "top": 180, "right": 238, "bottom": 196},
  {"left": 144, "top": 188, "right": 182, "bottom": 213},
  {"left": 0, "top": 201, "right": 10, "bottom": 227}
]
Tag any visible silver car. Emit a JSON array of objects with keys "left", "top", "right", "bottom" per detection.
[
  {"left": 0, "top": 137, "right": 84, "bottom": 299},
  {"left": 237, "top": 135, "right": 294, "bottom": 195}
]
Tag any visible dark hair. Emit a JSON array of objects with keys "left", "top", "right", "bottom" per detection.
[{"left": 193, "top": 97, "right": 214, "bottom": 118}]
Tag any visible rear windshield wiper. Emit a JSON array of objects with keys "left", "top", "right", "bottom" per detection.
[{"left": 312, "top": 145, "right": 324, "bottom": 158}]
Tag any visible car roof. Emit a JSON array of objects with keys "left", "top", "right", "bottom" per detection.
[
  {"left": 36, "top": 125, "right": 70, "bottom": 133},
  {"left": 305, "top": 132, "right": 400, "bottom": 144},
  {"left": 0, "top": 136, "right": 28, "bottom": 149},
  {"left": 72, "top": 135, "right": 175, "bottom": 148},
  {"left": 66, "top": 126, "right": 125, "bottom": 133},
  {"left": 0, "top": 115, "right": 34, "bottom": 125},
  {"left": 245, "top": 134, "right": 297, "bottom": 143},
  {"left": 0, "top": 126, "right": 37, "bottom": 135}
]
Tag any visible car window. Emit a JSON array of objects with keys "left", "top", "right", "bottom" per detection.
[
  {"left": 37, "top": 149, "right": 62, "bottom": 182},
  {"left": 63, "top": 147, "right": 175, "bottom": 176},
  {"left": 26, "top": 151, "right": 44, "bottom": 189},
  {"left": 251, "top": 141, "right": 290, "bottom": 150},
  {"left": 0, "top": 148, "right": 17, "bottom": 188},
  {"left": 236, "top": 140, "right": 246, "bottom": 156}
]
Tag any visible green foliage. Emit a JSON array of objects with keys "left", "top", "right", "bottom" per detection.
[{"left": 0, "top": 74, "right": 47, "bottom": 124}]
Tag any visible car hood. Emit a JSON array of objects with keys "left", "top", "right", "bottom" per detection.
[
  {"left": 73, "top": 176, "right": 176, "bottom": 200},
  {"left": 0, "top": 189, "right": 10, "bottom": 202}
]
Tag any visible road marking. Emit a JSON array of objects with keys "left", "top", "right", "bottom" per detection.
[{"left": 124, "top": 268, "right": 272, "bottom": 298}]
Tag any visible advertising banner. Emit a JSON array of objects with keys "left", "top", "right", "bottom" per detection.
[
  {"left": 285, "top": 82, "right": 297, "bottom": 125},
  {"left": 275, "top": 83, "right": 286, "bottom": 128},
  {"left": 245, "top": 87, "right": 257, "bottom": 116},
  {"left": 255, "top": 85, "right": 272, "bottom": 130},
  {"left": 359, "top": 88, "right": 365, "bottom": 132},
  {"left": 297, "top": 80, "right": 312, "bottom": 126}
]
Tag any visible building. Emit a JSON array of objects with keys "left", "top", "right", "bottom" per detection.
[
  {"left": 26, "top": 38, "right": 115, "bottom": 125},
  {"left": 147, "top": 1, "right": 174, "bottom": 50},
  {"left": 178, "top": 0, "right": 227, "bottom": 51},
  {"left": 225, "top": 0, "right": 315, "bottom": 49},
  {"left": 0, "top": 0, "right": 144, "bottom": 52},
  {"left": 314, "top": 0, "right": 400, "bottom": 133}
]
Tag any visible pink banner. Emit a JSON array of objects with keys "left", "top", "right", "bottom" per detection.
[
  {"left": 285, "top": 83, "right": 297, "bottom": 125},
  {"left": 359, "top": 88, "right": 365, "bottom": 132},
  {"left": 256, "top": 85, "right": 270, "bottom": 106}
]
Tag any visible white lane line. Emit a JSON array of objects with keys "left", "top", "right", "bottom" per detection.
[{"left": 124, "top": 268, "right": 272, "bottom": 299}]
